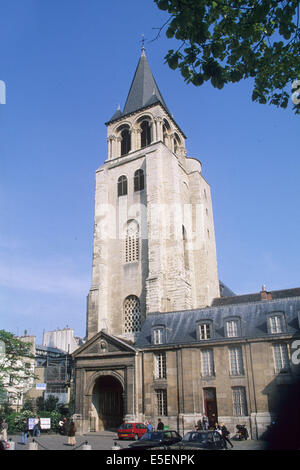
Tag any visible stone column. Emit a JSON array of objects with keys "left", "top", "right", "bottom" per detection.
[
  {"left": 154, "top": 117, "right": 163, "bottom": 142},
  {"left": 115, "top": 136, "right": 121, "bottom": 158}
]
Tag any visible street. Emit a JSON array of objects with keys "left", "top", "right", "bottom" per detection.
[{"left": 6, "top": 431, "right": 268, "bottom": 451}]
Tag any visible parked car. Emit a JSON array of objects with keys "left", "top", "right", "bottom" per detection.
[
  {"left": 117, "top": 423, "right": 148, "bottom": 440},
  {"left": 121, "top": 430, "right": 182, "bottom": 450},
  {"left": 168, "top": 430, "right": 226, "bottom": 450}
]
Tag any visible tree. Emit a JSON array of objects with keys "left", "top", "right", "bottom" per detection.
[
  {"left": 154, "top": 0, "right": 300, "bottom": 112},
  {"left": 0, "top": 330, "right": 36, "bottom": 402}
]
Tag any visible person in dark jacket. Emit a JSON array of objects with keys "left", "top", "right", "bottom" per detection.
[
  {"left": 21, "top": 419, "right": 29, "bottom": 445},
  {"left": 220, "top": 423, "right": 233, "bottom": 449},
  {"left": 67, "top": 419, "right": 77, "bottom": 446},
  {"left": 157, "top": 419, "right": 164, "bottom": 430}
]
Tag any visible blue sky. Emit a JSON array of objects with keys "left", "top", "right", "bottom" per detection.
[{"left": 0, "top": 0, "right": 299, "bottom": 344}]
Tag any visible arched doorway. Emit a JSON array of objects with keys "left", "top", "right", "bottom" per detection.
[{"left": 92, "top": 375, "right": 124, "bottom": 431}]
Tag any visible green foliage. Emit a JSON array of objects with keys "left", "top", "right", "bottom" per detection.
[
  {"left": 0, "top": 330, "right": 37, "bottom": 394},
  {"left": 1, "top": 409, "right": 61, "bottom": 433},
  {"left": 44, "top": 395, "right": 59, "bottom": 412},
  {"left": 154, "top": 0, "right": 300, "bottom": 112}
]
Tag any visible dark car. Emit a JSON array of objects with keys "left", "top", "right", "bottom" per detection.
[
  {"left": 122, "top": 430, "right": 182, "bottom": 450},
  {"left": 117, "top": 423, "right": 148, "bottom": 440},
  {"left": 168, "top": 430, "right": 226, "bottom": 450}
]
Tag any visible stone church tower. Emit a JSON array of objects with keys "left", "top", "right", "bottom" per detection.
[{"left": 86, "top": 46, "right": 220, "bottom": 342}]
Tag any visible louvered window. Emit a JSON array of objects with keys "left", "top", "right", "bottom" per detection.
[{"left": 124, "top": 296, "right": 141, "bottom": 333}]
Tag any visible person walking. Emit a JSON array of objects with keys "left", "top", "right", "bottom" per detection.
[
  {"left": 202, "top": 414, "right": 209, "bottom": 430},
  {"left": 220, "top": 423, "right": 233, "bottom": 449},
  {"left": 67, "top": 419, "right": 77, "bottom": 446},
  {"left": 197, "top": 415, "right": 203, "bottom": 431},
  {"left": 21, "top": 419, "right": 29, "bottom": 445},
  {"left": 33, "top": 416, "right": 41, "bottom": 437},
  {"left": 157, "top": 419, "right": 164, "bottom": 430},
  {"left": 0, "top": 419, "right": 8, "bottom": 441}
]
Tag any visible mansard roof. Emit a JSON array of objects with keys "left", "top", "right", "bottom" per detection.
[{"left": 135, "top": 288, "right": 300, "bottom": 348}]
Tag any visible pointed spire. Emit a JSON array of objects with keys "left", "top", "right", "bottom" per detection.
[{"left": 122, "top": 48, "right": 170, "bottom": 116}]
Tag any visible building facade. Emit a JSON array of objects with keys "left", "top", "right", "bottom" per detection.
[{"left": 73, "top": 48, "right": 300, "bottom": 438}]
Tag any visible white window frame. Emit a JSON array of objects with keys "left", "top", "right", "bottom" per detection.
[
  {"left": 232, "top": 387, "right": 248, "bottom": 416},
  {"left": 272, "top": 343, "right": 290, "bottom": 374},
  {"left": 199, "top": 323, "right": 212, "bottom": 340},
  {"left": 229, "top": 347, "right": 244, "bottom": 376},
  {"left": 201, "top": 349, "right": 215, "bottom": 377},
  {"left": 269, "top": 315, "right": 283, "bottom": 334},
  {"left": 153, "top": 328, "right": 164, "bottom": 345},
  {"left": 226, "top": 320, "right": 239, "bottom": 338},
  {"left": 156, "top": 389, "right": 168, "bottom": 416},
  {"left": 154, "top": 352, "right": 167, "bottom": 379}
]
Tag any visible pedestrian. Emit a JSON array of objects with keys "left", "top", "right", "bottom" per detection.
[
  {"left": 21, "top": 419, "right": 29, "bottom": 445},
  {"left": 220, "top": 423, "right": 233, "bottom": 449},
  {"left": 197, "top": 415, "right": 203, "bottom": 430},
  {"left": 33, "top": 416, "right": 41, "bottom": 437},
  {"left": 0, "top": 419, "right": 8, "bottom": 441},
  {"left": 67, "top": 419, "right": 77, "bottom": 446},
  {"left": 157, "top": 419, "right": 164, "bottom": 430},
  {"left": 214, "top": 423, "right": 222, "bottom": 435},
  {"left": 63, "top": 417, "right": 68, "bottom": 436},
  {"left": 146, "top": 421, "right": 153, "bottom": 431},
  {"left": 202, "top": 414, "right": 209, "bottom": 430}
]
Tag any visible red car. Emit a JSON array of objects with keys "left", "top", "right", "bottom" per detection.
[{"left": 117, "top": 423, "right": 148, "bottom": 440}]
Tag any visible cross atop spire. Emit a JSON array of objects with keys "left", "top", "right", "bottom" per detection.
[{"left": 141, "top": 34, "right": 146, "bottom": 56}]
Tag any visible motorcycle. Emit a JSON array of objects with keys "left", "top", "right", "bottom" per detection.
[{"left": 235, "top": 424, "right": 249, "bottom": 440}]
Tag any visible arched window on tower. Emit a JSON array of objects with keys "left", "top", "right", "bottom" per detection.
[
  {"left": 118, "top": 175, "right": 128, "bottom": 197},
  {"left": 121, "top": 128, "right": 131, "bottom": 156},
  {"left": 124, "top": 295, "right": 141, "bottom": 333},
  {"left": 134, "top": 169, "right": 144, "bottom": 192},
  {"left": 141, "top": 120, "right": 152, "bottom": 148},
  {"left": 125, "top": 220, "right": 139, "bottom": 262}
]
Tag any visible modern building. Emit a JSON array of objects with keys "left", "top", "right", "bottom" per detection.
[{"left": 72, "top": 47, "right": 300, "bottom": 438}]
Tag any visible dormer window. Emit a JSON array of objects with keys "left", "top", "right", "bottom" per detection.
[
  {"left": 268, "top": 314, "right": 284, "bottom": 334},
  {"left": 197, "top": 321, "right": 212, "bottom": 340},
  {"left": 118, "top": 175, "right": 128, "bottom": 197},
  {"left": 226, "top": 319, "right": 239, "bottom": 338},
  {"left": 152, "top": 327, "right": 165, "bottom": 345}
]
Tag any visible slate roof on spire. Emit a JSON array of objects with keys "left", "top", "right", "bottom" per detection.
[
  {"left": 106, "top": 48, "right": 172, "bottom": 125},
  {"left": 122, "top": 49, "right": 170, "bottom": 116}
]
